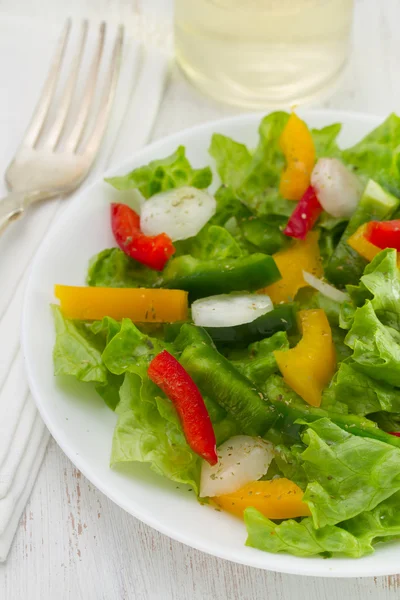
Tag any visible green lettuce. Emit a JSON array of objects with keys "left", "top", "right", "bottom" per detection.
[
  {"left": 87, "top": 248, "right": 159, "bottom": 288},
  {"left": 101, "top": 318, "right": 169, "bottom": 376},
  {"left": 331, "top": 362, "right": 400, "bottom": 416},
  {"left": 342, "top": 491, "right": 400, "bottom": 551},
  {"left": 342, "top": 113, "right": 400, "bottom": 197},
  {"left": 111, "top": 372, "right": 201, "bottom": 491},
  {"left": 107, "top": 322, "right": 239, "bottom": 485},
  {"left": 311, "top": 123, "right": 342, "bottom": 158},
  {"left": 245, "top": 510, "right": 363, "bottom": 558},
  {"left": 174, "top": 224, "right": 242, "bottom": 260},
  {"left": 209, "top": 185, "right": 251, "bottom": 227},
  {"left": 346, "top": 249, "right": 400, "bottom": 330},
  {"left": 263, "top": 416, "right": 400, "bottom": 532},
  {"left": 209, "top": 112, "right": 293, "bottom": 217},
  {"left": 52, "top": 305, "right": 107, "bottom": 384},
  {"left": 95, "top": 373, "right": 124, "bottom": 411},
  {"left": 245, "top": 490, "right": 400, "bottom": 558},
  {"left": 208, "top": 135, "right": 253, "bottom": 193},
  {"left": 329, "top": 250, "right": 400, "bottom": 418},
  {"left": 52, "top": 307, "right": 123, "bottom": 410},
  {"left": 345, "top": 301, "right": 400, "bottom": 387},
  {"left": 272, "top": 443, "right": 309, "bottom": 489},
  {"left": 209, "top": 112, "right": 345, "bottom": 220},
  {"left": 300, "top": 419, "right": 400, "bottom": 527},
  {"left": 105, "top": 146, "right": 212, "bottom": 198}
]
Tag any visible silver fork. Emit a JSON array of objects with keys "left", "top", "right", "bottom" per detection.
[{"left": 0, "top": 19, "right": 124, "bottom": 232}]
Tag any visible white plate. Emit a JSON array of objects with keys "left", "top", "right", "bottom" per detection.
[{"left": 22, "top": 110, "right": 400, "bottom": 578}]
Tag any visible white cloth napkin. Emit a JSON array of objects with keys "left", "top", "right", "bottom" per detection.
[{"left": 0, "top": 15, "right": 171, "bottom": 561}]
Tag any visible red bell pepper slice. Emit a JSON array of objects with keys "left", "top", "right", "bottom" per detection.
[
  {"left": 111, "top": 203, "right": 175, "bottom": 271},
  {"left": 148, "top": 350, "right": 218, "bottom": 465},
  {"left": 284, "top": 186, "right": 323, "bottom": 240},
  {"left": 388, "top": 432, "right": 400, "bottom": 438},
  {"left": 365, "top": 219, "right": 400, "bottom": 251}
]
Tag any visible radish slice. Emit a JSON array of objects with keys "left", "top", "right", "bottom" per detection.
[
  {"left": 311, "top": 158, "right": 363, "bottom": 218},
  {"left": 200, "top": 435, "right": 274, "bottom": 498},
  {"left": 140, "top": 186, "right": 216, "bottom": 241},
  {"left": 191, "top": 293, "right": 273, "bottom": 328},
  {"left": 303, "top": 271, "right": 350, "bottom": 304}
]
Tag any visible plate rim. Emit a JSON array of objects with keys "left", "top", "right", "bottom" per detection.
[{"left": 22, "top": 109, "right": 400, "bottom": 578}]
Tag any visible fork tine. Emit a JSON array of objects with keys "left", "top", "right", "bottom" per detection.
[
  {"left": 65, "top": 22, "right": 107, "bottom": 152},
  {"left": 44, "top": 20, "right": 89, "bottom": 150},
  {"left": 22, "top": 19, "right": 72, "bottom": 148},
  {"left": 82, "top": 25, "right": 124, "bottom": 159}
]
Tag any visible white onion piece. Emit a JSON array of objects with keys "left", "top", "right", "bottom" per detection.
[
  {"left": 140, "top": 186, "right": 216, "bottom": 241},
  {"left": 303, "top": 271, "right": 350, "bottom": 304},
  {"left": 311, "top": 158, "right": 363, "bottom": 218},
  {"left": 192, "top": 293, "right": 273, "bottom": 328},
  {"left": 200, "top": 435, "right": 274, "bottom": 498}
]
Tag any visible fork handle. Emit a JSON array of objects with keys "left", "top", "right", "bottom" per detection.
[{"left": 0, "top": 190, "right": 53, "bottom": 233}]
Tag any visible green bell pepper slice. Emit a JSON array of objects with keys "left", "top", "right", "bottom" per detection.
[
  {"left": 204, "top": 304, "right": 296, "bottom": 346},
  {"left": 161, "top": 253, "right": 281, "bottom": 301},
  {"left": 176, "top": 325, "right": 276, "bottom": 435}
]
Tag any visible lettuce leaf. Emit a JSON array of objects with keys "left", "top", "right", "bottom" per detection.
[
  {"left": 245, "top": 509, "right": 363, "bottom": 558},
  {"left": 209, "top": 185, "right": 252, "bottom": 227},
  {"left": 311, "top": 123, "right": 342, "bottom": 159},
  {"left": 87, "top": 248, "right": 159, "bottom": 288},
  {"left": 245, "top": 490, "right": 400, "bottom": 558},
  {"left": 52, "top": 307, "right": 124, "bottom": 410},
  {"left": 209, "top": 112, "right": 293, "bottom": 217},
  {"left": 174, "top": 224, "right": 243, "bottom": 260},
  {"left": 210, "top": 112, "right": 288, "bottom": 202},
  {"left": 95, "top": 372, "right": 124, "bottom": 411},
  {"left": 89, "top": 315, "right": 122, "bottom": 344},
  {"left": 111, "top": 372, "right": 201, "bottom": 491},
  {"left": 208, "top": 135, "right": 252, "bottom": 192},
  {"left": 345, "top": 301, "right": 400, "bottom": 387},
  {"left": 101, "top": 318, "right": 169, "bottom": 376},
  {"left": 209, "top": 112, "right": 345, "bottom": 220},
  {"left": 329, "top": 249, "right": 400, "bottom": 418},
  {"left": 342, "top": 490, "right": 400, "bottom": 551},
  {"left": 346, "top": 249, "right": 400, "bottom": 331},
  {"left": 331, "top": 362, "right": 400, "bottom": 416},
  {"left": 105, "top": 146, "right": 212, "bottom": 198},
  {"left": 300, "top": 418, "right": 400, "bottom": 527},
  {"left": 52, "top": 305, "right": 107, "bottom": 384},
  {"left": 342, "top": 113, "right": 400, "bottom": 197},
  {"left": 107, "top": 323, "right": 239, "bottom": 486}
]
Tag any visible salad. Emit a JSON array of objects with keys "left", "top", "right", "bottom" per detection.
[{"left": 53, "top": 111, "right": 400, "bottom": 559}]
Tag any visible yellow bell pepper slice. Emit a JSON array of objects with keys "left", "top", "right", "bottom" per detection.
[
  {"left": 274, "top": 309, "right": 336, "bottom": 407},
  {"left": 213, "top": 478, "right": 311, "bottom": 520},
  {"left": 260, "top": 231, "right": 323, "bottom": 304},
  {"left": 54, "top": 285, "right": 188, "bottom": 323},
  {"left": 279, "top": 113, "right": 316, "bottom": 201},
  {"left": 347, "top": 223, "right": 400, "bottom": 266}
]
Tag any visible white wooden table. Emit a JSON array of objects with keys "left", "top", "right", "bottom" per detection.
[{"left": 2, "top": 0, "right": 400, "bottom": 598}]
